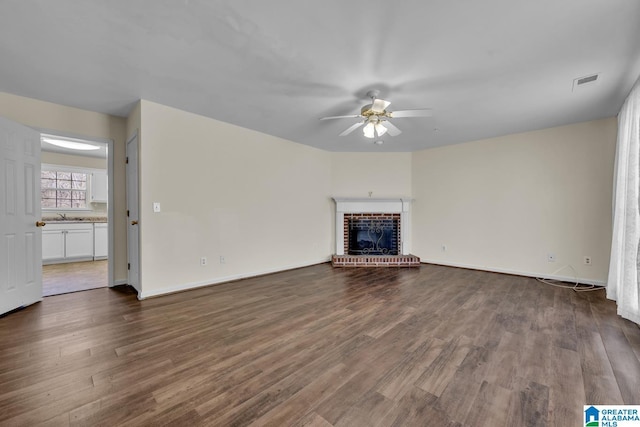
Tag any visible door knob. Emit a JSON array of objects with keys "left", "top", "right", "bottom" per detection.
[
  {"left": 36, "top": 221, "right": 46, "bottom": 227},
  {"left": 131, "top": 220, "right": 138, "bottom": 225}
]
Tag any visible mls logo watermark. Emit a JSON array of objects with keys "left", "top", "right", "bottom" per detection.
[{"left": 584, "top": 406, "right": 640, "bottom": 426}]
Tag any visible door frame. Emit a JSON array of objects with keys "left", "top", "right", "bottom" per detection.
[
  {"left": 36, "top": 128, "right": 115, "bottom": 288},
  {"left": 126, "top": 130, "right": 140, "bottom": 296}
]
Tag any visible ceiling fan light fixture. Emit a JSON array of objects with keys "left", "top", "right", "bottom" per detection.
[
  {"left": 363, "top": 120, "right": 388, "bottom": 138},
  {"left": 375, "top": 123, "right": 387, "bottom": 137},
  {"left": 42, "top": 136, "right": 100, "bottom": 151},
  {"left": 363, "top": 122, "right": 376, "bottom": 138}
]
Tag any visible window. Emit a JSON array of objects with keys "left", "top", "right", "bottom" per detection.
[{"left": 41, "top": 169, "right": 88, "bottom": 209}]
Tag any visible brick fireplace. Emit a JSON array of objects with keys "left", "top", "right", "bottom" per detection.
[
  {"left": 344, "top": 213, "right": 400, "bottom": 255},
  {"left": 332, "top": 198, "right": 420, "bottom": 267}
]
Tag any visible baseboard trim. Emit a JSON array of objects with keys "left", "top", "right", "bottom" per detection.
[
  {"left": 421, "top": 259, "right": 607, "bottom": 287},
  {"left": 110, "top": 279, "right": 128, "bottom": 287},
  {"left": 133, "top": 257, "right": 606, "bottom": 299},
  {"left": 138, "top": 257, "right": 332, "bottom": 300}
]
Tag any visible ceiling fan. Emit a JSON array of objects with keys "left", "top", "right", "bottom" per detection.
[{"left": 320, "top": 90, "right": 433, "bottom": 138}]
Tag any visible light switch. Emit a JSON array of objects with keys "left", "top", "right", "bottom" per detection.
[{"left": 153, "top": 202, "right": 161, "bottom": 213}]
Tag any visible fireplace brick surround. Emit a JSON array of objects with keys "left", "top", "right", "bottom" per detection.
[
  {"left": 332, "top": 198, "right": 420, "bottom": 267},
  {"left": 342, "top": 213, "right": 400, "bottom": 255}
]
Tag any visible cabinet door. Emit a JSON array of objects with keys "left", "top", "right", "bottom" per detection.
[
  {"left": 42, "top": 229, "right": 65, "bottom": 261},
  {"left": 90, "top": 171, "right": 108, "bottom": 203},
  {"left": 94, "top": 224, "right": 108, "bottom": 259},
  {"left": 65, "top": 227, "right": 94, "bottom": 259}
]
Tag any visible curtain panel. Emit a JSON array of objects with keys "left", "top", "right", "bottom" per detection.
[{"left": 607, "top": 77, "right": 640, "bottom": 324}]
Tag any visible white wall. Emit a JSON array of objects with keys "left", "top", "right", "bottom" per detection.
[
  {"left": 330, "top": 152, "right": 412, "bottom": 198},
  {"left": 42, "top": 151, "right": 107, "bottom": 170},
  {"left": 411, "top": 117, "right": 617, "bottom": 284},
  {"left": 137, "top": 100, "right": 333, "bottom": 298},
  {"left": 126, "top": 101, "right": 141, "bottom": 145}
]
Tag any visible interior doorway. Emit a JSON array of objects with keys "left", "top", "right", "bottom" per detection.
[{"left": 39, "top": 133, "right": 112, "bottom": 296}]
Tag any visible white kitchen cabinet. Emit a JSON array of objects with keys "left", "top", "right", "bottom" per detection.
[
  {"left": 42, "top": 229, "right": 65, "bottom": 260},
  {"left": 90, "top": 170, "right": 108, "bottom": 203},
  {"left": 42, "top": 223, "right": 94, "bottom": 264},
  {"left": 65, "top": 226, "right": 94, "bottom": 258},
  {"left": 94, "top": 223, "right": 108, "bottom": 260}
]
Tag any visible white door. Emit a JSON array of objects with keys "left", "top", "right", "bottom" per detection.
[
  {"left": 0, "top": 116, "right": 42, "bottom": 315},
  {"left": 126, "top": 132, "right": 140, "bottom": 295}
]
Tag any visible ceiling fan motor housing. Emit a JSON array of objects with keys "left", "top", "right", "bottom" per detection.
[{"left": 361, "top": 104, "right": 387, "bottom": 118}]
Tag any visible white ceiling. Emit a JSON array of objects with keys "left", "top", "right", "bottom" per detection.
[{"left": 1, "top": 0, "right": 639, "bottom": 152}]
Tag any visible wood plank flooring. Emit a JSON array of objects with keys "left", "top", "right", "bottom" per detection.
[
  {"left": 42, "top": 260, "right": 108, "bottom": 296},
  {"left": 1, "top": 263, "right": 639, "bottom": 426}
]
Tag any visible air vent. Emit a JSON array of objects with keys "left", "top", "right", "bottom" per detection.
[
  {"left": 577, "top": 75, "right": 598, "bottom": 85},
  {"left": 573, "top": 73, "right": 599, "bottom": 91}
]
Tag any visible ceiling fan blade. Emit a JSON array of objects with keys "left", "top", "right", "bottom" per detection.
[
  {"left": 371, "top": 98, "right": 391, "bottom": 113},
  {"left": 383, "top": 121, "right": 402, "bottom": 136},
  {"left": 389, "top": 109, "right": 433, "bottom": 118},
  {"left": 320, "top": 114, "right": 362, "bottom": 120},
  {"left": 339, "top": 122, "right": 365, "bottom": 136}
]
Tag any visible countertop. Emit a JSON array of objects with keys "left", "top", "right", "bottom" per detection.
[{"left": 43, "top": 217, "right": 107, "bottom": 224}]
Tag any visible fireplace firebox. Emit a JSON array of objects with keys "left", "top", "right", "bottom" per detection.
[{"left": 348, "top": 217, "right": 399, "bottom": 255}]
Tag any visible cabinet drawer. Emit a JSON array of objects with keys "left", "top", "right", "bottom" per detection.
[{"left": 44, "top": 223, "right": 93, "bottom": 231}]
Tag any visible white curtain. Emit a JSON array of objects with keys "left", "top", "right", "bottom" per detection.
[{"left": 607, "top": 76, "right": 640, "bottom": 324}]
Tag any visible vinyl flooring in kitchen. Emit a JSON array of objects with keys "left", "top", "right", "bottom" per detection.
[{"left": 42, "top": 260, "right": 108, "bottom": 296}]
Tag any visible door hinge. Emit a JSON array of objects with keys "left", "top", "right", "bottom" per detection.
[
  {"left": 126, "top": 157, "right": 129, "bottom": 164},
  {"left": 127, "top": 210, "right": 129, "bottom": 217},
  {"left": 128, "top": 263, "right": 130, "bottom": 270}
]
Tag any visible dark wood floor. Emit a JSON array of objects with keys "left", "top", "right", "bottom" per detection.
[
  {"left": 1, "top": 263, "right": 639, "bottom": 426},
  {"left": 42, "top": 260, "right": 108, "bottom": 296}
]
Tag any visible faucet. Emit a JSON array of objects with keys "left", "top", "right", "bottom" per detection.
[{"left": 57, "top": 213, "right": 67, "bottom": 220}]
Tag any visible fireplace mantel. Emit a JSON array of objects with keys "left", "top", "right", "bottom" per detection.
[
  {"left": 332, "top": 197, "right": 412, "bottom": 256},
  {"left": 332, "top": 197, "right": 412, "bottom": 214}
]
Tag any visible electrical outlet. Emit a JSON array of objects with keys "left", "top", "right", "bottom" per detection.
[
  {"left": 547, "top": 253, "right": 556, "bottom": 262},
  {"left": 219, "top": 256, "right": 225, "bottom": 264},
  {"left": 584, "top": 256, "right": 592, "bottom": 266},
  {"left": 200, "top": 257, "right": 207, "bottom": 266}
]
